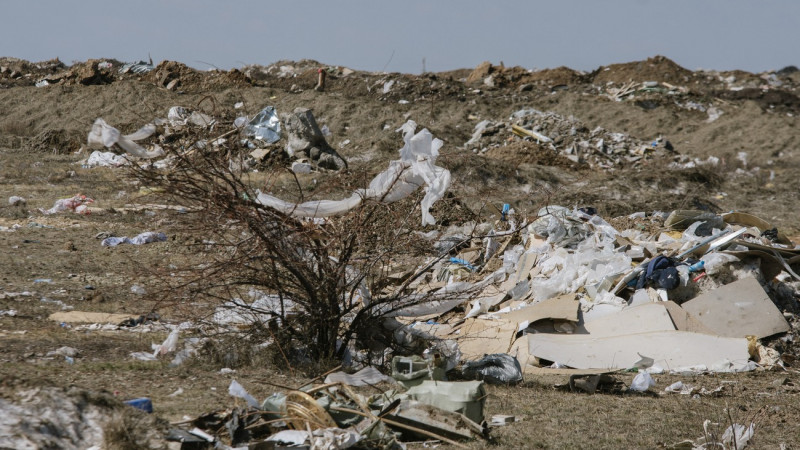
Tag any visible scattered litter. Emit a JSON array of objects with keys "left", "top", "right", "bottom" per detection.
[
  {"left": 41, "top": 194, "right": 94, "bottom": 215},
  {"left": 101, "top": 231, "right": 167, "bottom": 247},
  {"left": 324, "top": 366, "right": 394, "bottom": 386},
  {"left": 257, "top": 120, "right": 450, "bottom": 225},
  {"left": 8, "top": 196, "right": 26, "bottom": 206}
]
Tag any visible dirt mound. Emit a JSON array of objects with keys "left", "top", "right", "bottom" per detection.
[
  {"left": 519, "top": 66, "right": 588, "bottom": 87},
  {"left": 485, "top": 140, "right": 586, "bottom": 169},
  {"left": 592, "top": 55, "right": 694, "bottom": 85},
  {"left": 23, "top": 129, "right": 85, "bottom": 154},
  {"left": 0, "top": 57, "right": 66, "bottom": 87},
  {"left": 715, "top": 87, "right": 800, "bottom": 113}
]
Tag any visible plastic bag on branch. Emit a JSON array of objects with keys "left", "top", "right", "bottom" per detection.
[{"left": 256, "top": 120, "right": 450, "bottom": 226}]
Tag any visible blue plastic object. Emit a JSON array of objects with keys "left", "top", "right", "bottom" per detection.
[
  {"left": 449, "top": 257, "right": 476, "bottom": 272},
  {"left": 124, "top": 398, "right": 153, "bottom": 413},
  {"left": 688, "top": 260, "right": 705, "bottom": 273},
  {"left": 501, "top": 204, "right": 510, "bottom": 221}
]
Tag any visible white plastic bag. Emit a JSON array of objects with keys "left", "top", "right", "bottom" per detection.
[
  {"left": 257, "top": 121, "right": 450, "bottom": 225},
  {"left": 88, "top": 118, "right": 164, "bottom": 158},
  {"left": 228, "top": 379, "right": 260, "bottom": 408},
  {"left": 629, "top": 372, "right": 656, "bottom": 392}
]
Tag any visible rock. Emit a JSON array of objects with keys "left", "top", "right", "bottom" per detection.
[
  {"left": 283, "top": 108, "right": 347, "bottom": 171},
  {"left": 291, "top": 161, "right": 312, "bottom": 174},
  {"left": 165, "top": 79, "right": 180, "bottom": 91}
]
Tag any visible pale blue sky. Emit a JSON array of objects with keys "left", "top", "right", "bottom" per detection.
[{"left": 2, "top": 0, "right": 797, "bottom": 74}]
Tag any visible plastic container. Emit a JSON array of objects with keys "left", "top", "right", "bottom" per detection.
[{"left": 124, "top": 398, "right": 153, "bottom": 413}]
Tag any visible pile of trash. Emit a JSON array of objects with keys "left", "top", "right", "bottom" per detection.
[
  {"left": 378, "top": 206, "right": 799, "bottom": 379},
  {"left": 165, "top": 366, "right": 489, "bottom": 449},
  {"left": 84, "top": 104, "right": 350, "bottom": 174},
  {"left": 464, "top": 107, "right": 673, "bottom": 169}
]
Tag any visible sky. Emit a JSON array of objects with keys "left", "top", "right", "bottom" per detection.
[{"left": 2, "top": 0, "right": 798, "bottom": 75}]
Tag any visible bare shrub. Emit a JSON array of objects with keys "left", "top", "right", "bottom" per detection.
[{"left": 130, "top": 122, "right": 480, "bottom": 371}]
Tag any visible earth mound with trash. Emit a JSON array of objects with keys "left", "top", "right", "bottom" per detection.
[{"left": 1, "top": 55, "right": 800, "bottom": 449}]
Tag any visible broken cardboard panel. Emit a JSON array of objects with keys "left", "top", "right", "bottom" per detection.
[
  {"left": 681, "top": 276, "right": 790, "bottom": 339},
  {"left": 386, "top": 400, "right": 482, "bottom": 441},
  {"left": 528, "top": 330, "right": 750, "bottom": 371},
  {"left": 722, "top": 211, "right": 793, "bottom": 245},
  {"left": 729, "top": 239, "right": 800, "bottom": 258},
  {"left": 662, "top": 301, "right": 718, "bottom": 335},
  {"left": 49, "top": 311, "right": 135, "bottom": 324},
  {"left": 578, "top": 302, "right": 676, "bottom": 336},
  {"left": 399, "top": 380, "right": 486, "bottom": 424},
  {"left": 456, "top": 318, "right": 529, "bottom": 366},
  {"left": 502, "top": 293, "right": 579, "bottom": 326},
  {"left": 524, "top": 367, "right": 619, "bottom": 376}
]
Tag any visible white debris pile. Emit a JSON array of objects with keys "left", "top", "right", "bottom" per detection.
[{"left": 463, "top": 108, "right": 672, "bottom": 169}]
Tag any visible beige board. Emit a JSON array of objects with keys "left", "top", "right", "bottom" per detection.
[
  {"left": 457, "top": 318, "right": 529, "bottom": 364},
  {"left": 501, "top": 293, "right": 579, "bottom": 325},
  {"left": 528, "top": 330, "right": 749, "bottom": 370},
  {"left": 49, "top": 311, "right": 134, "bottom": 324},
  {"left": 681, "top": 276, "right": 790, "bottom": 338},
  {"left": 662, "top": 301, "right": 717, "bottom": 335},
  {"left": 579, "top": 302, "right": 676, "bottom": 336}
]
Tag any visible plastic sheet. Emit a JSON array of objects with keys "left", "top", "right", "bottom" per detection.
[
  {"left": 462, "top": 354, "right": 523, "bottom": 385},
  {"left": 256, "top": 120, "right": 450, "bottom": 225},
  {"left": 87, "top": 118, "right": 164, "bottom": 159},
  {"left": 85, "top": 150, "right": 129, "bottom": 168},
  {"left": 228, "top": 380, "right": 260, "bottom": 408},
  {"left": 244, "top": 106, "right": 281, "bottom": 143},
  {"left": 101, "top": 231, "right": 167, "bottom": 247},
  {"left": 42, "top": 195, "right": 94, "bottom": 215}
]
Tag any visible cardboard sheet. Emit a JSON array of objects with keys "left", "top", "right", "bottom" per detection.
[
  {"left": 502, "top": 293, "right": 579, "bottom": 326},
  {"left": 681, "top": 276, "right": 790, "bottom": 338},
  {"left": 580, "top": 302, "right": 676, "bottom": 336},
  {"left": 49, "top": 311, "right": 134, "bottom": 324},
  {"left": 528, "top": 330, "right": 749, "bottom": 370},
  {"left": 457, "top": 319, "right": 530, "bottom": 366},
  {"left": 662, "top": 301, "right": 717, "bottom": 335}
]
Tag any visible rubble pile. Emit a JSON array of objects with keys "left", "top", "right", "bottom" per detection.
[{"left": 465, "top": 108, "right": 673, "bottom": 169}]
